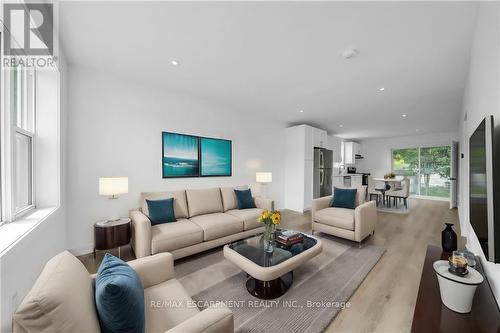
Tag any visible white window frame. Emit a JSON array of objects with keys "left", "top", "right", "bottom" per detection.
[
  {"left": 1, "top": 65, "right": 36, "bottom": 224},
  {"left": 12, "top": 66, "right": 36, "bottom": 218}
]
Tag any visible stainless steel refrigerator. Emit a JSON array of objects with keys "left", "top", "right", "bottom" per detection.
[{"left": 313, "top": 147, "right": 333, "bottom": 198}]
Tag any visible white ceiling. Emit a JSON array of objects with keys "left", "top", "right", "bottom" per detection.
[{"left": 59, "top": 1, "right": 478, "bottom": 139}]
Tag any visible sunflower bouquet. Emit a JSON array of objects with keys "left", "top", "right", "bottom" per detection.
[
  {"left": 258, "top": 210, "right": 282, "bottom": 226},
  {"left": 258, "top": 210, "right": 281, "bottom": 253}
]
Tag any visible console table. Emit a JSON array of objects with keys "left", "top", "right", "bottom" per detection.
[{"left": 411, "top": 245, "right": 500, "bottom": 332}]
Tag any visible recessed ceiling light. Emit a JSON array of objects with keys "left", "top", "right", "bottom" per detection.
[
  {"left": 402, "top": 114, "right": 407, "bottom": 118},
  {"left": 379, "top": 87, "right": 385, "bottom": 92},
  {"left": 416, "top": 129, "right": 420, "bottom": 132},
  {"left": 299, "top": 109, "right": 304, "bottom": 113},
  {"left": 341, "top": 48, "right": 359, "bottom": 60},
  {"left": 171, "top": 60, "right": 179, "bottom": 66},
  {"left": 339, "top": 124, "right": 344, "bottom": 128}
]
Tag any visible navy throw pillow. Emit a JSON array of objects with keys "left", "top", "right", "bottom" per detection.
[
  {"left": 95, "top": 253, "right": 145, "bottom": 333},
  {"left": 234, "top": 189, "right": 257, "bottom": 209},
  {"left": 330, "top": 187, "right": 357, "bottom": 209},
  {"left": 146, "top": 198, "right": 176, "bottom": 225}
]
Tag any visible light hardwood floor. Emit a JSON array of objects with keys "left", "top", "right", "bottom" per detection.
[
  {"left": 79, "top": 198, "right": 462, "bottom": 333},
  {"left": 324, "top": 199, "right": 463, "bottom": 333}
]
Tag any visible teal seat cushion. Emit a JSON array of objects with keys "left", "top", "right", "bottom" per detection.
[
  {"left": 234, "top": 189, "right": 257, "bottom": 209},
  {"left": 330, "top": 187, "right": 357, "bottom": 209},
  {"left": 95, "top": 253, "right": 145, "bottom": 333},
  {"left": 146, "top": 198, "right": 177, "bottom": 225}
]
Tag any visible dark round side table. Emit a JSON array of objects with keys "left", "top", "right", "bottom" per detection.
[{"left": 94, "top": 218, "right": 131, "bottom": 259}]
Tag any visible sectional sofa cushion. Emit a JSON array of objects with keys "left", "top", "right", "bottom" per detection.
[
  {"left": 144, "top": 279, "right": 200, "bottom": 332},
  {"left": 220, "top": 185, "right": 248, "bottom": 211},
  {"left": 315, "top": 207, "right": 355, "bottom": 231},
  {"left": 234, "top": 189, "right": 257, "bottom": 209},
  {"left": 151, "top": 219, "right": 204, "bottom": 254},
  {"left": 226, "top": 208, "right": 263, "bottom": 230},
  {"left": 12, "top": 251, "right": 101, "bottom": 333},
  {"left": 186, "top": 188, "right": 223, "bottom": 217},
  {"left": 141, "top": 190, "right": 188, "bottom": 219},
  {"left": 189, "top": 213, "right": 244, "bottom": 241},
  {"left": 146, "top": 198, "right": 177, "bottom": 225}
]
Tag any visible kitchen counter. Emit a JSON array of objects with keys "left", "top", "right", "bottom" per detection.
[{"left": 333, "top": 173, "right": 366, "bottom": 177}]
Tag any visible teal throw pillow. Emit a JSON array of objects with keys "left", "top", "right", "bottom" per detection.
[
  {"left": 146, "top": 198, "right": 177, "bottom": 225},
  {"left": 95, "top": 253, "right": 145, "bottom": 333},
  {"left": 330, "top": 187, "right": 357, "bottom": 209},
  {"left": 234, "top": 189, "right": 257, "bottom": 209}
]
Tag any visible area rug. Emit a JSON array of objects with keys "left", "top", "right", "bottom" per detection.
[
  {"left": 376, "top": 198, "right": 414, "bottom": 215},
  {"left": 175, "top": 235, "right": 385, "bottom": 333}
]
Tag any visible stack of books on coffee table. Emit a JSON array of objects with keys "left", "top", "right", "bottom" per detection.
[{"left": 275, "top": 230, "right": 303, "bottom": 247}]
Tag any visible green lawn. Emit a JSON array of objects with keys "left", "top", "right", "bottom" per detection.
[{"left": 419, "top": 186, "right": 450, "bottom": 198}]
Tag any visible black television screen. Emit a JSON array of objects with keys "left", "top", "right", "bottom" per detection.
[{"left": 469, "top": 116, "right": 495, "bottom": 261}]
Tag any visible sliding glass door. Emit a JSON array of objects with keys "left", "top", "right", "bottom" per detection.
[
  {"left": 392, "top": 146, "right": 451, "bottom": 198},
  {"left": 392, "top": 148, "right": 419, "bottom": 195}
]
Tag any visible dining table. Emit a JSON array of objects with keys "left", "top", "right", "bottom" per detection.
[
  {"left": 372, "top": 177, "right": 404, "bottom": 207},
  {"left": 372, "top": 177, "right": 403, "bottom": 187}
]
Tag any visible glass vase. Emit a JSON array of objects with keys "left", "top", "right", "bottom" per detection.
[{"left": 263, "top": 223, "right": 274, "bottom": 253}]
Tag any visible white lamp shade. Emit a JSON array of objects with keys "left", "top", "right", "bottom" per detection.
[
  {"left": 256, "top": 172, "right": 272, "bottom": 183},
  {"left": 99, "top": 177, "right": 128, "bottom": 196}
]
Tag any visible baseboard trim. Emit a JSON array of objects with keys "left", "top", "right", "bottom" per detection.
[{"left": 69, "top": 243, "right": 94, "bottom": 256}]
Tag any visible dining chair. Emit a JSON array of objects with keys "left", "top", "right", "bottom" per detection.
[
  {"left": 367, "top": 176, "right": 380, "bottom": 205},
  {"left": 387, "top": 177, "right": 410, "bottom": 208}
]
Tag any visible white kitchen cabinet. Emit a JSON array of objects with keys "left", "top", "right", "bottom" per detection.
[
  {"left": 327, "top": 135, "right": 343, "bottom": 162},
  {"left": 303, "top": 159, "right": 314, "bottom": 209},
  {"left": 354, "top": 143, "right": 362, "bottom": 156},
  {"left": 285, "top": 124, "right": 329, "bottom": 212},
  {"left": 351, "top": 175, "right": 363, "bottom": 188},
  {"left": 332, "top": 176, "right": 345, "bottom": 189},
  {"left": 344, "top": 141, "right": 362, "bottom": 165},
  {"left": 313, "top": 128, "right": 327, "bottom": 148}
]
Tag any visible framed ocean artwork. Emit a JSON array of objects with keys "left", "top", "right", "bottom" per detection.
[
  {"left": 200, "top": 137, "right": 232, "bottom": 177},
  {"left": 162, "top": 132, "right": 200, "bottom": 178}
]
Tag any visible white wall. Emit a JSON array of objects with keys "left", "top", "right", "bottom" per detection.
[
  {"left": 459, "top": 2, "right": 500, "bottom": 304},
  {"left": 0, "top": 51, "right": 68, "bottom": 332},
  {"left": 356, "top": 132, "right": 459, "bottom": 177},
  {"left": 66, "top": 65, "right": 286, "bottom": 254}
]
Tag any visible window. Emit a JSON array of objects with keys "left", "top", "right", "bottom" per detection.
[
  {"left": 392, "top": 146, "right": 451, "bottom": 198},
  {"left": 10, "top": 66, "right": 36, "bottom": 216}
]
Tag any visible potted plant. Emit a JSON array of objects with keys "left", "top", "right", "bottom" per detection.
[
  {"left": 258, "top": 210, "right": 281, "bottom": 253},
  {"left": 384, "top": 172, "right": 396, "bottom": 179}
]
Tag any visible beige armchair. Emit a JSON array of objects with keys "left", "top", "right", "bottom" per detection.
[
  {"left": 13, "top": 251, "right": 234, "bottom": 333},
  {"left": 311, "top": 186, "right": 377, "bottom": 246}
]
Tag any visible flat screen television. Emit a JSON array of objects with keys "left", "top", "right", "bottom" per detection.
[{"left": 469, "top": 115, "right": 497, "bottom": 262}]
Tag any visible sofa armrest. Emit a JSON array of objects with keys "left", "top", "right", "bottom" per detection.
[
  {"left": 130, "top": 210, "right": 152, "bottom": 258},
  {"left": 165, "top": 305, "right": 234, "bottom": 333},
  {"left": 311, "top": 196, "right": 332, "bottom": 222},
  {"left": 354, "top": 201, "right": 377, "bottom": 242},
  {"left": 254, "top": 197, "right": 274, "bottom": 210},
  {"left": 127, "top": 253, "right": 175, "bottom": 289},
  {"left": 90, "top": 253, "right": 175, "bottom": 289}
]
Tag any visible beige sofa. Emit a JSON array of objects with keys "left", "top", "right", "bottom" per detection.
[
  {"left": 311, "top": 186, "right": 377, "bottom": 246},
  {"left": 13, "top": 251, "right": 234, "bottom": 333},
  {"left": 130, "top": 187, "right": 273, "bottom": 259}
]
